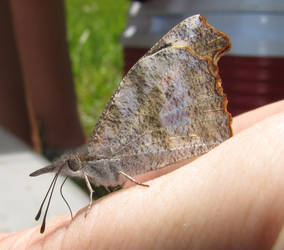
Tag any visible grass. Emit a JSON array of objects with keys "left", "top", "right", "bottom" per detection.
[{"left": 65, "top": 0, "right": 130, "bottom": 135}]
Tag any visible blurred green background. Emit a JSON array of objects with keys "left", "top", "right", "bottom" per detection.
[{"left": 66, "top": 0, "right": 130, "bottom": 135}]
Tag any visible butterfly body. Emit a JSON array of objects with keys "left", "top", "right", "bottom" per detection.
[
  {"left": 30, "top": 14, "right": 233, "bottom": 233},
  {"left": 32, "top": 44, "right": 232, "bottom": 187}
]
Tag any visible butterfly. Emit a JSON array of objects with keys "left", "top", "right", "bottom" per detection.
[{"left": 30, "top": 14, "right": 232, "bottom": 233}]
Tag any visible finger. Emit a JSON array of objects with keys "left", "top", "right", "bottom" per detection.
[
  {"left": 3, "top": 111, "right": 283, "bottom": 249},
  {"left": 232, "top": 99, "right": 284, "bottom": 133}
]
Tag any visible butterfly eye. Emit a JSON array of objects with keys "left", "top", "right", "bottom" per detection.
[{"left": 66, "top": 159, "right": 80, "bottom": 171}]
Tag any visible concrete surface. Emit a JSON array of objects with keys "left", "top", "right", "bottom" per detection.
[{"left": 0, "top": 126, "right": 88, "bottom": 232}]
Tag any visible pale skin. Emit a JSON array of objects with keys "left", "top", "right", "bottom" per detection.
[{"left": 1, "top": 100, "right": 284, "bottom": 249}]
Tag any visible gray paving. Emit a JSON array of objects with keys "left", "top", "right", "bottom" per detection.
[{"left": 0, "top": 126, "right": 88, "bottom": 232}]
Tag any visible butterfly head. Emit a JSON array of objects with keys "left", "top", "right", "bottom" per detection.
[{"left": 29, "top": 153, "right": 84, "bottom": 178}]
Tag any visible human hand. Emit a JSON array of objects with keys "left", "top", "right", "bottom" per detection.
[{"left": 1, "top": 100, "right": 284, "bottom": 250}]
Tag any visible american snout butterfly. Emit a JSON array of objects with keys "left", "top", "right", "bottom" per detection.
[{"left": 30, "top": 14, "right": 232, "bottom": 233}]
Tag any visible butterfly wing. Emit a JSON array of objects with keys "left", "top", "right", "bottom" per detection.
[{"left": 87, "top": 14, "right": 232, "bottom": 176}]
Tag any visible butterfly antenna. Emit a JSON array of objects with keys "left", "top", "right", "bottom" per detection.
[
  {"left": 60, "top": 176, "right": 73, "bottom": 220},
  {"left": 35, "top": 171, "right": 58, "bottom": 221},
  {"left": 40, "top": 170, "right": 60, "bottom": 233}
]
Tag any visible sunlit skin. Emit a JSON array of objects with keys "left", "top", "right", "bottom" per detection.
[{"left": 0, "top": 100, "right": 283, "bottom": 249}]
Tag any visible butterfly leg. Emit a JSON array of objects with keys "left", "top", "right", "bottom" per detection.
[
  {"left": 118, "top": 170, "right": 149, "bottom": 187},
  {"left": 83, "top": 172, "right": 94, "bottom": 217}
]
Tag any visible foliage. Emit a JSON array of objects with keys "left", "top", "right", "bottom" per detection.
[{"left": 66, "top": 0, "right": 130, "bottom": 135}]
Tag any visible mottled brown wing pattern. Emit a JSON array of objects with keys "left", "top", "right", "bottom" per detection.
[{"left": 87, "top": 14, "right": 232, "bottom": 176}]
